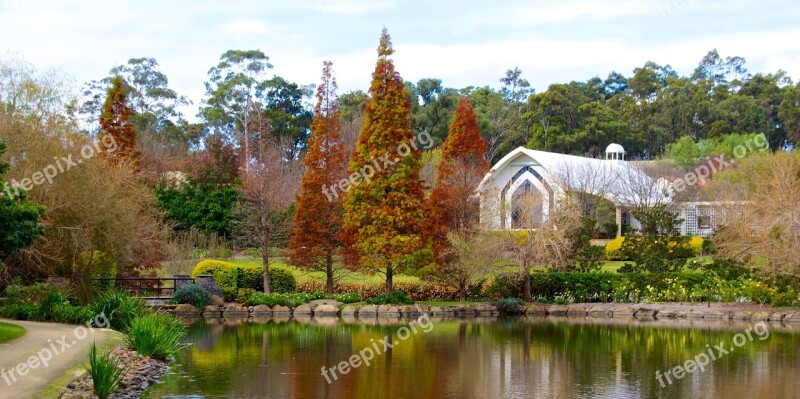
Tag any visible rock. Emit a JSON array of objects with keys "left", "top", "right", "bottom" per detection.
[
  {"left": 173, "top": 303, "right": 200, "bottom": 316},
  {"left": 412, "top": 304, "right": 431, "bottom": 315},
  {"left": 731, "top": 310, "right": 754, "bottom": 320},
  {"left": 357, "top": 305, "right": 379, "bottom": 317},
  {"left": 634, "top": 308, "right": 658, "bottom": 319},
  {"left": 429, "top": 306, "right": 454, "bottom": 316},
  {"left": 210, "top": 295, "right": 225, "bottom": 306},
  {"left": 473, "top": 303, "right": 499, "bottom": 316},
  {"left": 377, "top": 305, "right": 401, "bottom": 318},
  {"left": 400, "top": 305, "right": 420, "bottom": 317},
  {"left": 547, "top": 304, "right": 568, "bottom": 316},
  {"left": 657, "top": 310, "right": 677, "bottom": 319},
  {"left": 566, "top": 305, "right": 587, "bottom": 317},
  {"left": 272, "top": 305, "right": 291, "bottom": 315},
  {"left": 223, "top": 304, "right": 249, "bottom": 317},
  {"left": 783, "top": 312, "right": 800, "bottom": 323},
  {"left": 202, "top": 305, "right": 222, "bottom": 318},
  {"left": 341, "top": 306, "right": 359, "bottom": 317},
  {"left": 751, "top": 311, "right": 773, "bottom": 321},
  {"left": 251, "top": 304, "right": 271, "bottom": 316},
  {"left": 524, "top": 304, "right": 548, "bottom": 316},
  {"left": 587, "top": 307, "right": 612, "bottom": 318},
  {"left": 611, "top": 306, "right": 637, "bottom": 317},
  {"left": 293, "top": 303, "right": 314, "bottom": 316},
  {"left": 703, "top": 310, "right": 730, "bottom": 320},
  {"left": 314, "top": 304, "right": 339, "bottom": 316},
  {"left": 685, "top": 309, "right": 705, "bottom": 319}
]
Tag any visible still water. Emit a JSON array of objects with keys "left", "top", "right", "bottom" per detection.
[{"left": 142, "top": 316, "right": 800, "bottom": 399}]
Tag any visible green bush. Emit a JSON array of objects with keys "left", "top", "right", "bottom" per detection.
[
  {"left": 192, "top": 260, "right": 239, "bottom": 289},
  {"left": 237, "top": 288, "right": 256, "bottom": 304},
  {"left": 484, "top": 275, "right": 523, "bottom": 299},
  {"left": 237, "top": 265, "right": 264, "bottom": 291},
  {"left": 491, "top": 297, "right": 524, "bottom": 314},
  {"left": 269, "top": 268, "right": 296, "bottom": 293},
  {"left": 332, "top": 293, "right": 361, "bottom": 304},
  {"left": 124, "top": 313, "right": 186, "bottom": 360},
  {"left": 529, "top": 272, "right": 617, "bottom": 303},
  {"left": 365, "top": 291, "right": 414, "bottom": 305},
  {"left": 87, "top": 342, "right": 126, "bottom": 399},
  {"left": 247, "top": 292, "right": 290, "bottom": 307},
  {"left": 170, "top": 284, "right": 211, "bottom": 309},
  {"left": 90, "top": 291, "right": 147, "bottom": 332}
]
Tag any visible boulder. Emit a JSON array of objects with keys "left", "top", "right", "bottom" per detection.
[
  {"left": 702, "top": 310, "right": 731, "bottom": 320},
  {"left": 429, "top": 306, "right": 454, "bottom": 317},
  {"left": 731, "top": 310, "right": 754, "bottom": 320},
  {"left": 377, "top": 305, "right": 401, "bottom": 318},
  {"left": 685, "top": 309, "right": 705, "bottom": 319},
  {"left": 340, "top": 306, "right": 359, "bottom": 317},
  {"left": 412, "top": 304, "right": 431, "bottom": 315},
  {"left": 751, "top": 311, "right": 774, "bottom": 321},
  {"left": 657, "top": 310, "right": 677, "bottom": 319},
  {"left": 400, "top": 305, "right": 420, "bottom": 317},
  {"left": 272, "top": 305, "right": 291, "bottom": 315},
  {"left": 566, "top": 305, "right": 587, "bottom": 317},
  {"left": 634, "top": 308, "right": 658, "bottom": 319},
  {"left": 357, "top": 305, "right": 379, "bottom": 317},
  {"left": 611, "top": 306, "right": 637, "bottom": 317},
  {"left": 473, "top": 303, "right": 499, "bottom": 316},
  {"left": 587, "top": 307, "right": 612, "bottom": 318},
  {"left": 293, "top": 303, "right": 314, "bottom": 316},
  {"left": 783, "top": 312, "right": 800, "bottom": 323},
  {"left": 173, "top": 303, "right": 200, "bottom": 316},
  {"left": 547, "top": 304, "right": 568, "bottom": 316},
  {"left": 314, "top": 304, "right": 340, "bottom": 317},
  {"left": 210, "top": 295, "right": 225, "bottom": 307},
  {"left": 223, "top": 304, "right": 249, "bottom": 317},
  {"left": 524, "top": 304, "right": 548, "bottom": 316},
  {"left": 202, "top": 305, "right": 222, "bottom": 318},
  {"left": 251, "top": 304, "right": 271, "bottom": 316}
]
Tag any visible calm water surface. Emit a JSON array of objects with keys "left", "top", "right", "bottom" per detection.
[{"left": 142, "top": 316, "right": 800, "bottom": 399}]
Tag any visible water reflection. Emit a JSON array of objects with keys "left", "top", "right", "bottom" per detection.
[{"left": 143, "top": 316, "right": 800, "bottom": 399}]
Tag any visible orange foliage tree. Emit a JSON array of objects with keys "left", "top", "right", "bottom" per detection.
[
  {"left": 288, "top": 61, "right": 348, "bottom": 294},
  {"left": 342, "top": 29, "right": 431, "bottom": 295},
  {"left": 99, "top": 76, "right": 140, "bottom": 165}
]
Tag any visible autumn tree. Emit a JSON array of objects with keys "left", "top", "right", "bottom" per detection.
[
  {"left": 429, "top": 96, "right": 489, "bottom": 262},
  {"left": 288, "top": 61, "right": 348, "bottom": 294},
  {"left": 341, "top": 29, "right": 431, "bottom": 295},
  {"left": 99, "top": 76, "right": 140, "bottom": 164}
]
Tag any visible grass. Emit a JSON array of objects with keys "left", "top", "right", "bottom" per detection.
[
  {"left": 87, "top": 342, "right": 126, "bottom": 399},
  {"left": 0, "top": 321, "right": 25, "bottom": 343},
  {"left": 124, "top": 313, "right": 186, "bottom": 360}
]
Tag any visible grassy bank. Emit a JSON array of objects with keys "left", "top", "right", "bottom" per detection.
[{"left": 0, "top": 321, "right": 25, "bottom": 343}]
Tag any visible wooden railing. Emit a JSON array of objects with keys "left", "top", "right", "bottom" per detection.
[{"left": 93, "top": 276, "right": 194, "bottom": 298}]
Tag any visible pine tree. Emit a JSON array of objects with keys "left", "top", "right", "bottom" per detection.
[
  {"left": 288, "top": 61, "right": 348, "bottom": 294},
  {"left": 341, "top": 29, "right": 431, "bottom": 295},
  {"left": 99, "top": 76, "right": 140, "bottom": 165},
  {"left": 429, "top": 96, "right": 490, "bottom": 262}
]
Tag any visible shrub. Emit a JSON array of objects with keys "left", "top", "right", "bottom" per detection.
[
  {"left": 771, "top": 292, "right": 798, "bottom": 307},
  {"left": 365, "top": 291, "right": 414, "bottom": 305},
  {"left": 529, "top": 272, "right": 617, "bottom": 303},
  {"left": 247, "top": 292, "right": 290, "bottom": 307},
  {"left": 192, "top": 260, "right": 239, "bottom": 290},
  {"left": 484, "top": 275, "right": 523, "bottom": 299},
  {"left": 605, "top": 237, "right": 625, "bottom": 260},
  {"left": 87, "top": 342, "right": 126, "bottom": 399},
  {"left": 237, "top": 265, "right": 264, "bottom": 291},
  {"left": 332, "top": 293, "right": 361, "bottom": 304},
  {"left": 491, "top": 297, "right": 524, "bottom": 314},
  {"left": 124, "top": 313, "right": 186, "bottom": 360},
  {"left": 237, "top": 288, "right": 256, "bottom": 304},
  {"left": 79, "top": 251, "right": 118, "bottom": 292},
  {"left": 688, "top": 237, "right": 704, "bottom": 255},
  {"left": 171, "top": 284, "right": 211, "bottom": 309},
  {"left": 90, "top": 291, "right": 147, "bottom": 332},
  {"left": 269, "top": 268, "right": 296, "bottom": 293}
]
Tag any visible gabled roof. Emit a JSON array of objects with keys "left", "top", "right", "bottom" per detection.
[{"left": 478, "top": 147, "right": 670, "bottom": 207}]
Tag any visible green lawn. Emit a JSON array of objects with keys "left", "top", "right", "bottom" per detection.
[{"left": 0, "top": 321, "right": 25, "bottom": 343}]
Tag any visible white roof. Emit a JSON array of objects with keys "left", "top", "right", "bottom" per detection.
[
  {"left": 478, "top": 147, "right": 669, "bottom": 207},
  {"left": 605, "top": 143, "right": 625, "bottom": 154}
]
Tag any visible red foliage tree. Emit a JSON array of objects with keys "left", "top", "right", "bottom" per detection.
[
  {"left": 341, "top": 29, "right": 432, "bottom": 295},
  {"left": 288, "top": 61, "right": 348, "bottom": 294},
  {"left": 99, "top": 76, "right": 140, "bottom": 165},
  {"left": 429, "top": 96, "right": 489, "bottom": 262}
]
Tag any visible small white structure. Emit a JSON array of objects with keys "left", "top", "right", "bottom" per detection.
[{"left": 477, "top": 145, "right": 670, "bottom": 237}]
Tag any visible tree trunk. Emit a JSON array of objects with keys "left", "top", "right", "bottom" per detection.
[
  {"left": 522, "top": 259, "right": 532, "bottom": 302},
  {"left": 386, "top": 266, "right": 393, "bottom": 295},
  {"left": 262, "top": 247, "right": 270, "bottom": 294},
  {"left": 458, "top": 273, "right": 467, "bottom": 302},
  {"left": 325, "top": 252, "right": 334, "bottom": 295}
]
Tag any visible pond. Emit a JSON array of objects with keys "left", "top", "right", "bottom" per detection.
[{"left": 142, "top": 316, "right": 800, "bottom": 399}]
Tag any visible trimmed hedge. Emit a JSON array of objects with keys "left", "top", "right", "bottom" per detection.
[{"left": 191, "top": 260, "right": 297, "bottom": 300}]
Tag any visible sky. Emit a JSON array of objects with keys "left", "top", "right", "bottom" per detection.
[{"left": 1, "top": 0, "right": 798, "bottom": 120}]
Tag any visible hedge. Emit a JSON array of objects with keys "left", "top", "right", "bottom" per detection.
[{"left": 191, "top": 260, "right": 297, "bottom": 300}]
